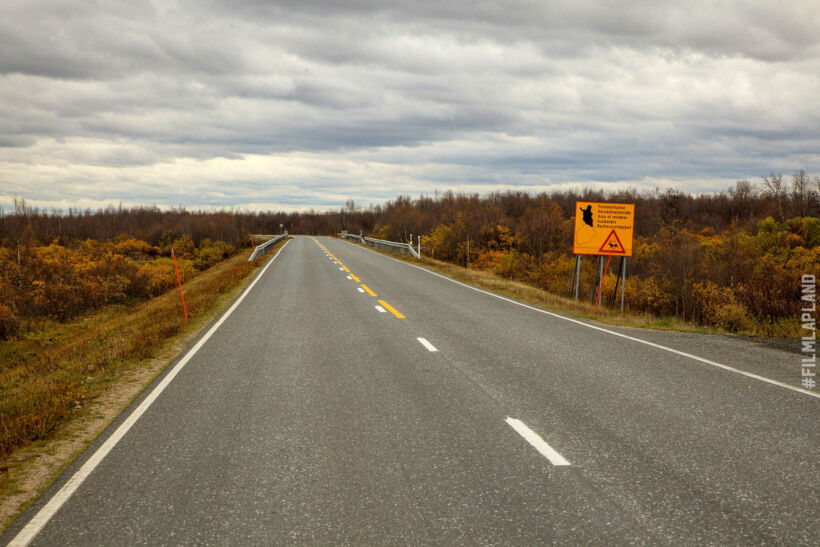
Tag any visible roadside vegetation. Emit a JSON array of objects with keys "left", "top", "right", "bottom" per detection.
[
  {"left": 340, "top": 172, "right": 820, "bottom": 337},
  {"left": 0, "top": 247, "right": 273, "bottom": 459},
  {"left": 0, "top": 203, "right": 289, "bottom": 460}
]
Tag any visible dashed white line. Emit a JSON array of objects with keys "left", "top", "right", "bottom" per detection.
[
  {"left": 375, "top": 305, "right": 387, "bottom": 313},
  {"left": 346, "top": 275, "right": 352, "bottom": 280},
  {"left": 505, "top": 417, "right": 570, "bottom": 466},
  {"left": 341, "top": 240, "right": 819, "bottom": 400},
  {"left": 357, "top": 288, "right": 365, "bottom": 293},
  {"left": 417, "top": 337, "right": 438, "bottom": 352},
  {"left": 339, "top": 267, "right": 343, "bottom": 270}
]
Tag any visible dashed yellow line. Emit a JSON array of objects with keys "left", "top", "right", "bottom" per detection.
[
  {"left": 313, "top": 238, "right": 406, "bottom": 318},
  {"left": 378, "top": 299, "right": 405, "bottom": 319}
]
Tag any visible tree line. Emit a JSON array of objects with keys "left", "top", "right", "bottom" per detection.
[{"left": 2, "top": 170, "right": 819, "bottom": 336}]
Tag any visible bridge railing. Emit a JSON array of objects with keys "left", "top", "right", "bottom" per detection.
[
  {"left": 338, "top": 231, "right": 365, "bottom": 243},
  {"left": 363, "top": 236, "right": 420, "bottom": 259},
  {"left": 248, "top": 233, "right": 288, "bottom": 261}
]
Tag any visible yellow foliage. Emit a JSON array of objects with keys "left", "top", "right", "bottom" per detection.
[
  {"left": 369, "top": 224, "right": 392, "bottom": 239},
  {"left": 691, "top": 281, "right": 752, "bottom": 332}
]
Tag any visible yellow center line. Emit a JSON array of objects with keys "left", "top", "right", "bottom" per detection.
[
  {"left": 313, "top": 239, "right": 377, "bottom": 303},
  {"left": 378, "top": 299, "right": 405, "bottom": 319}
]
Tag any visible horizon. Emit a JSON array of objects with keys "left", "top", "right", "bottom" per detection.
[{"left": 2, "top": 176, "right": 807, "bottom": 216}]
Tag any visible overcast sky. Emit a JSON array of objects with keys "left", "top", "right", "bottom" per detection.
[{"left": 1, "top": 0, "right": 819, "bottom": 211}]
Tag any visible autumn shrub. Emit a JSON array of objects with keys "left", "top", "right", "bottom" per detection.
[
  {"left": 0, "top": 233, "right": 237, "bottom": 328},
  {"left": 493, "top": 251, "right": 522, "bottom": 279},
  {"left": 0, "top": 244, "right": 270, "bottom": 458},
  {"left": 114, "top": 238, "right": 158, "bottom": 259},
  {"left": 0, "top": 304, "right": 20, "bottom": 340},
  {"left": 195, "top": 240, "right": 235, "bottom": 269},
  {"left": 690, "top": 281, "right": 752, "bottom": 332},
  {"left": 369, "top": 224, "right": 392, "bottom": 240},
  {"left": 138, "top": 258, "right": 196, "bottom": 297},
  {"left": 533, "top": 255, "right": 577, "bottom": 295},
  {"left": 625, "top": 276, "right": 676, "bottom": 316},
  {"left": 165, "top": 234, "right": 196, "bottom": 259},
  {"left": 474, "top": 249, "right": 504, "bottom": 270}
]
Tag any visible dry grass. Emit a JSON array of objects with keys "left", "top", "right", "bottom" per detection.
[
  {"left": 350, "top": 241, "right": 721, "bottom": 336},
  {"left": 0, "top": 245, "right": 278, "bottom": 459}
]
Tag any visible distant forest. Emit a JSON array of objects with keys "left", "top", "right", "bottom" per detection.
[{"left": 2, "top": 170, "right": 819, "bottom": 336}]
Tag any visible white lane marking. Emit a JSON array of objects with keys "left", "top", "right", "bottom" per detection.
[
  {"left": 343, "top": 241, "right": 819, "bottom": 400},
  {"left": 357, "top": 288, "right": 365, "bottom": 293},
  {"left": 505, "top": 417, "right": 570, "bottom": 466},
  {"left": 339, "top": 267, "right": 343, "bottom": 270},
  {"left": 346, "top": 275, "right": 352, "bottom": 280},
  {"left": 7, "top": 242, "right": 294, "bottom": 547},
  {"left": 375, "top": 305, "right": 387, "bottom": 313},
  {"left": 417, "top": 337, "right": 438, "bottom": 352}
]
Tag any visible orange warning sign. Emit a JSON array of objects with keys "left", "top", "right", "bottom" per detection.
[{"left": 573, "top": 202, "right": 634, "bottom": 256}]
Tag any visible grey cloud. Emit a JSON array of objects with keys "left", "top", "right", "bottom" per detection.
[{"left": 1, "top": 0, "right": 819, "bottom": 209}]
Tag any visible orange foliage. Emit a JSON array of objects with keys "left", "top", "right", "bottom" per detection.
[{"left": 0, "top": 235, "right": 237, "bottom": 338}]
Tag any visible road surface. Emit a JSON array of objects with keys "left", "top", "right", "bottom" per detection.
[{"left": 3, "top": 236, "right": 818, "bottom": 545}]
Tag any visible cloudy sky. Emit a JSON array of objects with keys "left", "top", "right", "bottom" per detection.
[{"left": 1, "top": 1, "right": 819, "bottom": 211}]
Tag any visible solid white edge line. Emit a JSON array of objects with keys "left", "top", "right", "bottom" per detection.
[
  {"left": 375, "top": 305, "right": 386, "bottom": 313},
  {"left": 8, "top": 240, "right": 293, "bottom": 547},
  {"left": 417, "top": 337, "right": 438, "bottom": 352},
  {"left": 341, "top": 239, "right": 819, "bottom": 400},
  {"left": 505, "top": 417, "right": 570, "bottom": 466}
]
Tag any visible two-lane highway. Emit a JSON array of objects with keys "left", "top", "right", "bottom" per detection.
[{"left": 4, "top": 236, "right": 818, "bottom": 545}]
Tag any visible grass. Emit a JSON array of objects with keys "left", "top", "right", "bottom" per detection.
[{"left": 0, "top": 242, "right": 283, "bottom": 460}]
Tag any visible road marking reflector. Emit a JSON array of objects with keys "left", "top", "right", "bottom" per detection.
[
  {"left": 375, "top": 305, "right": 387, "bottom": 313},
  {"left": 361, "top": 284, "right": 377, "bottom": 297},
  {"left": 378, "top": 299, "right": 405, "bottom": 319},
  {"left": 505, "top": 417, "right": 570, "bottom": 466},
  {"left": 417, "top": 338, "right": 438, "bottom": 352}
]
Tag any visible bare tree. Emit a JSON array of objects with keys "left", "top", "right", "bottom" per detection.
[
  {"left": 728, "top": 180, "right": 756, "bottom": 221},
  {"left": 791, "top": 170, "right": 815, "bottom": 217},
  {"left": 761, "top": 172, "right": 785, "bottom": 221}
]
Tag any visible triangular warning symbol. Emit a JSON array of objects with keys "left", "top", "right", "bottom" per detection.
[{"left": 598, "top": 229, "right": 626, "bottom": 254}]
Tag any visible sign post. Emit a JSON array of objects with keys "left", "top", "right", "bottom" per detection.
[{"left": 572, "top": 202, "right": 635, "bottom": 311}]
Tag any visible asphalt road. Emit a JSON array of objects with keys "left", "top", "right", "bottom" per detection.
[{"left": 4, "top": 236, "right": 818, "bottom": 545}]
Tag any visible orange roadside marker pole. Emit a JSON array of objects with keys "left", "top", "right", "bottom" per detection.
[
  {"left": 171, "top": 248, "right": 188, "bottom": 324},
  {"left": 594, "top": 255, "right": 612, "bottom": 311},
  {"left": 250, "top": 236, "right": 255, "bottom": 249}
]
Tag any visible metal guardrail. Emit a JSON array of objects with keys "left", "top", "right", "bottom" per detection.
[
  {"left": 363, "top": 236, "right": 421, "bottom": 259},
  {"left": 338, "top": 231, "right": 365, "bottom": 243},
  {"left": 248, "top": 233, "right": 288, "bottom": 261}
]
